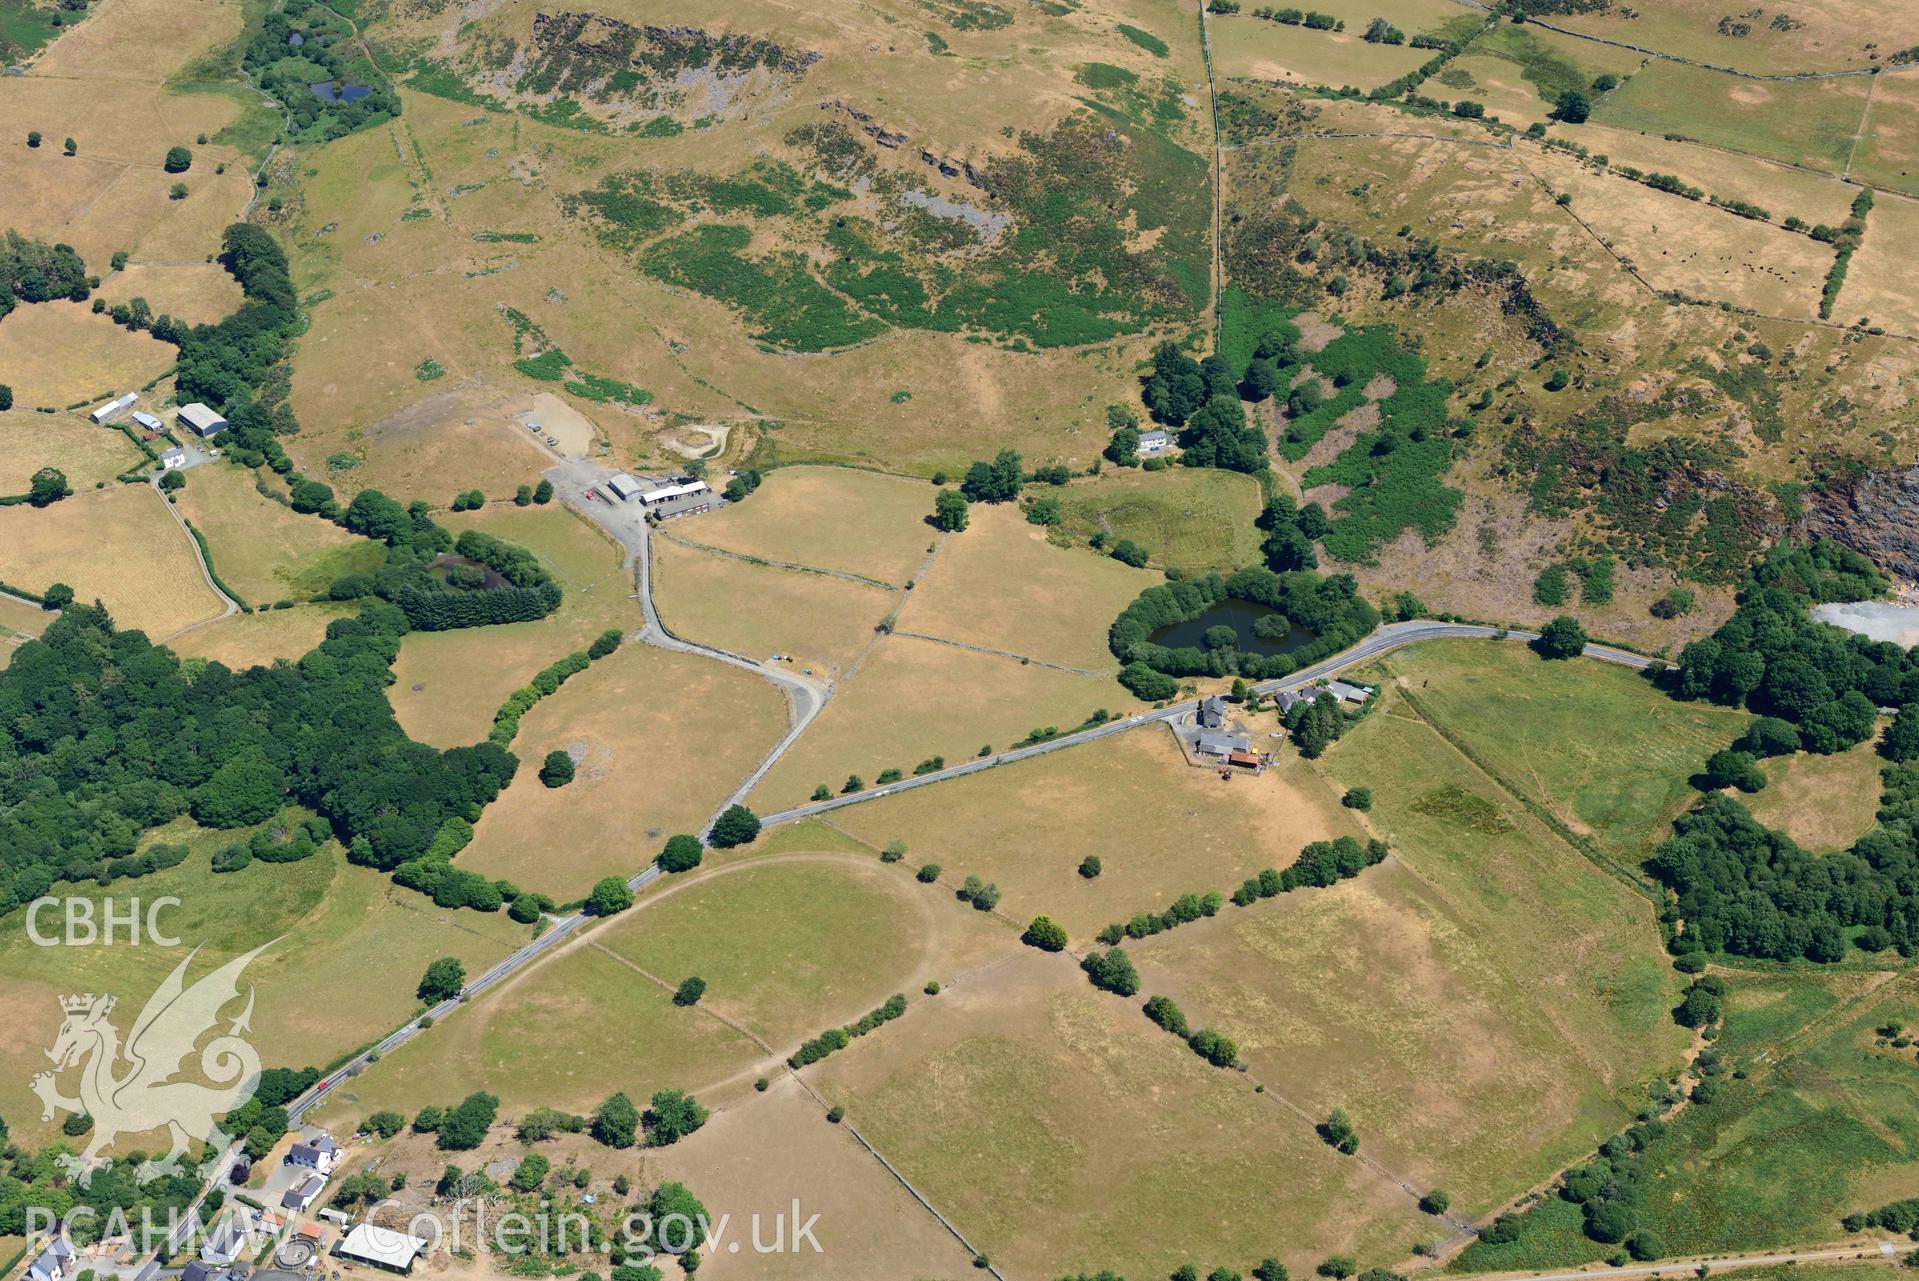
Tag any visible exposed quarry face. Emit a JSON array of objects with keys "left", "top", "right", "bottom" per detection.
[{"left": 1805, "top": 464, "right": 1919, "bottom": 586}]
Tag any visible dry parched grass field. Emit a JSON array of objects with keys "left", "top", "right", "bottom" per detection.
[
  {"left": 0, "top": 303, "right": 178, "bottom": 409},
  {"left": 388, "top": 505, "right": 640, "bottom": 746},
  {"left": 0, "top": 410, "right": 142, "bottom": 493},
  {"left": 748, "top": 634, "right": 1137, "bottom": 817},
  {"left": 679, "top": 466, "right": 938, "bottom": 586},
  {"left": 833, "top": 728, "right": 1361, "bottom": 938},
  {"left": 897, "top": 501, "right": 1149, "bottom": 672},
  {"left": 0, "top": 485, "right": 223, "bottom": 638},
  {"left": 168, "top": 602, "right": 357, "bottom": 670},
  {"left": 652, "top": 533, "right": 895, "bottom": 680},
  {"left": 812, "top": 948, "right": 1431, "bottom": 1280},
  {"left": 174, "top": 462, "right": 384, "bottom": 603},
  {"left": 455, "top": 642, "right": 791, "bottom": 899},
  {"left": 1745, "top": 737, "right": 1887, "bottom": 853}
]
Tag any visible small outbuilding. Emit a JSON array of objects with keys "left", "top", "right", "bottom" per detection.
[
  {"left": 604, "top": 473, "right": 643, "bottom": 502},
  {"left": 90, "top": 393, "right": 137, "bottom": 424},
  {"left": 177, "top": 403, "right": 228, "bottom": 438},
  {"left": 131, "top": 410, "right": 164, "bottom": 431},
  {"left": 337, "top": 1225, "right": 430, "bottom": 1274},
  {"left": 1325, "top": 680, "right": 1373, "bottom": 705},
  {"left": 639, "top": 479, "right": 711, "bottom": 508},
  {"left": 1194, "top": 731, "right": 1251, "bottom": 760}
]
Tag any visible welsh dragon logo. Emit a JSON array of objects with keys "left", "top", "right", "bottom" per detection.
[{"left": 32, "top": 944, "right": 268, "bottom": 1185}]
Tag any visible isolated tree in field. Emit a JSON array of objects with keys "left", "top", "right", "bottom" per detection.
[
  {"left": 673, "top": 976, "right": 706, "bottom": 1006},
  {"left": 25, "top": 131, "right": 39, "bottom": 148},
  {"left": 1253, "top": 1260, "right": 1288, "bottom": 1281},
  {"left": 1317, "top": 1259, "right": 1356, "bottom": 1279},
  {"left": 417, "top": 957, "right": 465, "bottom": 1004},
  {"left": 1552, "top": 89, "right": 1592, "bottom": 123},
  {"left": 1341, "top": 787, "right": 1372, "bottom": 811},
  {"left": 1079, "top": 855, "right": 1102, "bottom": 879},
  {"left": 586, "top": 876, "right": 634, "bottom": 916},
  {"left": 163, "top": 145, "right": 193, "bottom": 172},
  {"left": 931, "top": 488, "right": 969, "bottom": 531},
  {"left": 1111, "top": 539, "right": 1149, "bottom": 568},
  {"left": 1420, "top": 1188, "right": 1451, "bottom": 1215},
  {"left": 1317, "top": 1107, "right": 1360, "bottom": 1154},
  {"left": 709, "top": 804, "right": 760, "bottom": 848},
  {"left": 364, "top": 1110, "right": 405, "bottom": 1138},
  {"left": 592, "top": 1092, "right": 639, "bottom": 1148},
  {"left": 62, "top": 137, "right": 75, "bottom": 156},
  {"left": 0, "top": 383, "right": 11, "bottom": 410},
  {"left": 533, "top": 478, "right": 554, "bottom": 504},
  {"left": 1674, "top": 983, "right": 1723, "bottom": 1029},
  {"left": 1022, "top": 915, "right": 1068, "bottom": 951},
  {"left": 1532, "top": 615, "right": 1587, "bottom": 659},
  {"left": 539, "top": 750, "right": 575, "bottom": 788},
  {"left": 658, "top": 833, "right": 704, "bottom": 872},
  {"left": 514, "top": 484, "right": 533, "bottom": 506},
  {"left": 643, "top": 1089, "right": 708, "bottom": 1146},
  {"left": 27, "top": 466, "right": 69, "bottom": 507}
]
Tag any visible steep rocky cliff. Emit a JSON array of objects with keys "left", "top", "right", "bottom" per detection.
[{"left": 1804, "top": 465, "right": 1919, "bottom": 584}]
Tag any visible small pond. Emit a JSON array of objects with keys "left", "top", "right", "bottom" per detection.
[
  {"left": 1149, "top": 599, "right": 1320, "bottom": 656},
  {"left": 310, "top": 81, "right": 372, "bottom": 102}
]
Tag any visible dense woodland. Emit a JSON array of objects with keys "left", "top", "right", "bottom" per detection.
[
  {"left": 1655, "top": 544, "right": 1919, "bottom": 961},
  {"left": 0, "top": 231, "right": 90, "bottom": 320},
  {"left": 0, "top": 604, "right": 519, "bottom": 915}
]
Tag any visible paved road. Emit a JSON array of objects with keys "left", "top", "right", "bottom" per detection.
[
  {"left": 538, "top": 458, "right": 829, "bottom": 829},
  {"left": 1484, "top": 1239, "right": 1907, "bottom": 1281},
  {"left": 756, "top": 621, "right": 1649, "bottom": 828},
  {"left": 169, "top": 613, "right": 1649, "bottom": 1252}
]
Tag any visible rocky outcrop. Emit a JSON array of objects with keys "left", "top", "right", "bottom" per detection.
[{"left": 1803, "top": 464, "right": 1919, "bottom": 583}]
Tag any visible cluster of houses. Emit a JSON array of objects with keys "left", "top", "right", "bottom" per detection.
[
  {"left": 88, "top": 394, "right": 227, "bottom": 472},
  {"left": 1187, "top": 680, "right": 1375, "bottom": 769},
  {"left": 604, "top": 473, "right": 714, "bottom": 519},
  {"left": 19, "top": 1130, "right": 431, "bottom": 1281}
]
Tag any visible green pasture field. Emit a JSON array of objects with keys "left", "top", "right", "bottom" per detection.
[
  {"left": 0, "top": 831, "right": 530, "bottom": 1146},
  {"left": 1456, "top": 969, "right": 1919, "bottom": 1271},
  {"left": 1549, "top": 0, "right": 1916, "bottom": 76},
  {"left": 677, "top": 466, "right": 937, "bottom": 586},
  {"left": 175, "top": 462, "right": 386, "bottom": 603},
  {"left": 1850, "top": 69, "right": 1919, "bottom": 198},
  {"left": 1366, "top": 639, "right": 1750, "bottom": 869},
  {"left": 1209, "top": 15, "right": 1435, "bottom": 92},
  {"left": 169, "top": 603, "right": 358, "bottom": 671},
  {"left": 1054, "top": 466, "right": 1264, "bottom": 574},
  {"left": 1592, "top": 60, "right": 1871, "bottom": 174},
  {"left": 0, "top": 411, "right": 142, "bottom": 494},
  {"left": 595, "top": 854, "right": 1015, "bottom": 1053}
]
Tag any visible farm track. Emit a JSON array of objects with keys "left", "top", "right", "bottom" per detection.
[{"left": 149, "top": 478, "right": 240, "bottom": 640}]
